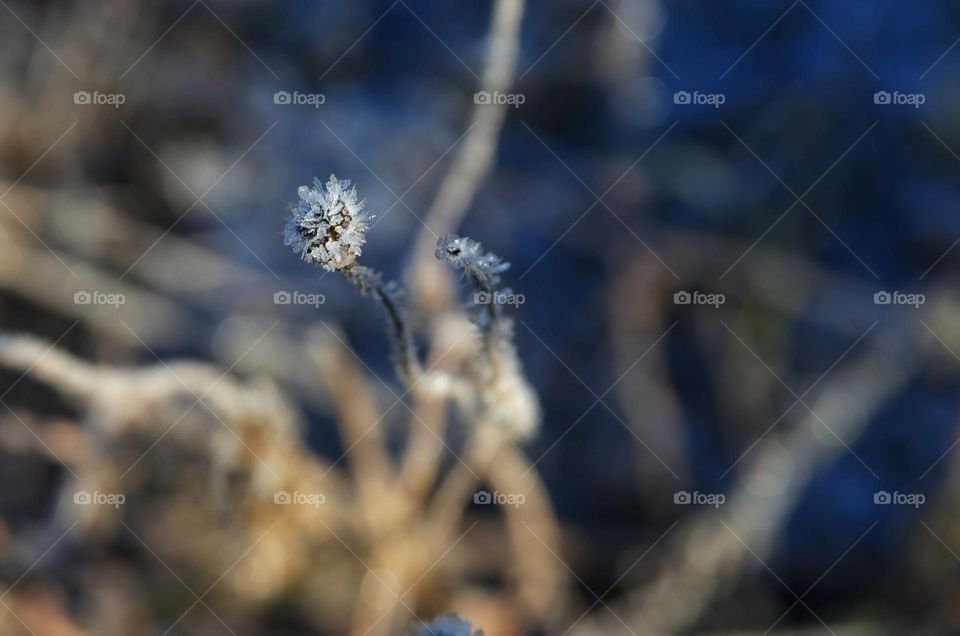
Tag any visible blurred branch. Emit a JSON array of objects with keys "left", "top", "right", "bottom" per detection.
[
  {"left": 308, "top": 326, "right": 395, "bottom": 531},
  {"left": 574, "top": 332, "right": 915, "bottom": 635}
]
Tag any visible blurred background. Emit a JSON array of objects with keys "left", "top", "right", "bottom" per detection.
[{"left": 1, "top": 0, "right": 960, "bottom": 634}]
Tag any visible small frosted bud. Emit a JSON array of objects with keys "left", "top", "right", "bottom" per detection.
[
  {"left": 435, "top": 233, "right": 509, "bottom": 289},
  {"left": 284, "top": 175, "right": 373, "bottom": 271}
]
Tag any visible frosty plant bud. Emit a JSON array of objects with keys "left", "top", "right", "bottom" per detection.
[
  {"left": 284, "top": 175, "right": 372, "bottom": 271},
  {"left": 283, "top": 174, "right": 421, "bottom": 385},
  {"left": 435, "top": 232, "right": 540, "bottom": 440},
  {"left": 436, "top": 233, "right": 509, "bottom": 291}
]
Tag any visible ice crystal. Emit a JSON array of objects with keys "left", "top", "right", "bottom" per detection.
[
  {"left": 284, "top": 175, "right": 372, "bottom": 271},
  {"left": 410, "top": 614, "right": 482, "bottom": 636}
]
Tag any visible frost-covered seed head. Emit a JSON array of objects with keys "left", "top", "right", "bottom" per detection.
[
  {"left": 285, "top": 175, "right": 372, "bottom": 271},
  {"left": 435, "top": 233, "right": 509, "bottom": 289},
  {"left": 410, "top": 615, "right": 482, "bottom": 636}
]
